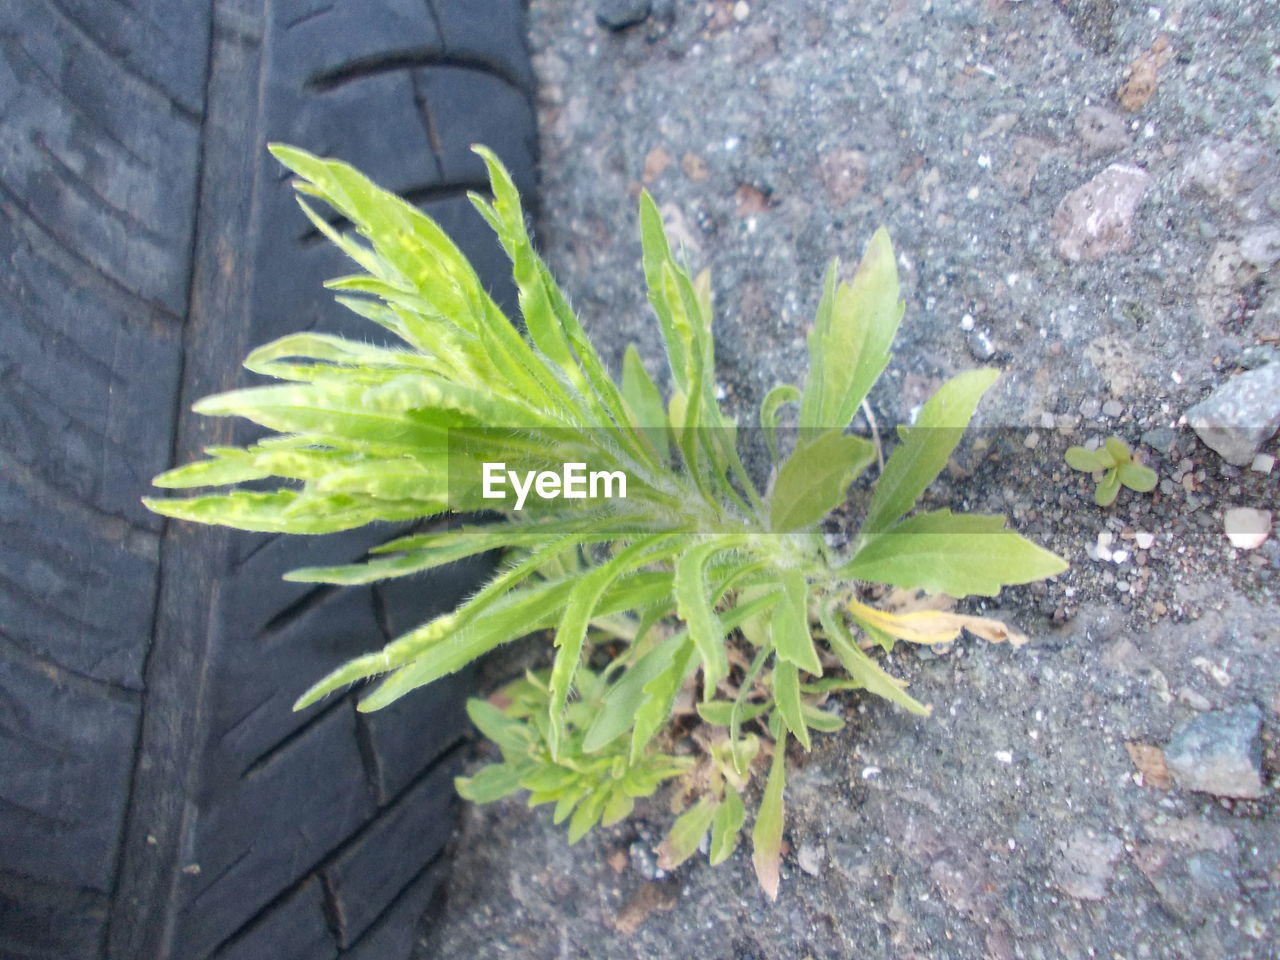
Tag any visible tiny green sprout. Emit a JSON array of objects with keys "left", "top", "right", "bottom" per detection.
[{"left": 1065, "top": 435, "right": 1158, "bottom": 506}]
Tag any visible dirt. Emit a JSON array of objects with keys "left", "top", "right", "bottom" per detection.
[{"left": 416, "top": 1, "right": 1279, "bottom": 957}]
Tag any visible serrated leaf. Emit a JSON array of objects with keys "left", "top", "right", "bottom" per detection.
[
  {"left": 547, "top": 536, "right": 679, "bottom": 757},
  {"left": 674, "top": 539, "right": 740, "bottom": 698},
  {"left": 751, "top": 732, "right": 788, "bottom": 900},
  {"left": 709, "top": 787, "right": 746, "bottom": 865},
  {"left": 658, "top": 796, "right": 719, "bottom": 870},
  {"left": 861, "top": 368, "right": 1000, "bottom": 536},
  {"left": 1118, "top": 461, "right": 1157, "bottom": 492},
  {"left": 770, "top": 429, "right": 874, "bottom": 532},
  {"left": 772, "top": 658, "right": 811, "bottom": 750},
  {"left": 841, "top": 509, "right": 1068, "bottom": 597},
  {"left": 770, "top": 570, "right": 822, "bottom": 676},
  {"left": 630, "top": 639, "right": 697, "bottom": 764}
]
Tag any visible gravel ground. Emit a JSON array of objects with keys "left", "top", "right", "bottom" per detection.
[{"left": 417, "top": 1, "right": 1279, "bottom": 957}]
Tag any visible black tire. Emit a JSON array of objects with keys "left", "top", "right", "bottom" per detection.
[{"left": 0, "top": 2, "right": 537, "bottom": 957}]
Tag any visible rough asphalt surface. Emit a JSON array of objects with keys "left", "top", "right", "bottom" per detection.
[{"left": 418, "top": 1, "right": 1279, "bottom": 957}]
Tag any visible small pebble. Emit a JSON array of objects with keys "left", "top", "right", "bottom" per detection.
[
  {"left": 1080, "top": 397, "right": 1102, "bottom": 418},
  {"left": 1102, "top": 399, "right": 1125, "bottom": 418},
  {"left": 1040, "top": 412, "right": 1057, "bottom": 430},
  {"left": 1024, "top": 431, "right": 1041, "bottom": 449},
  {"left": 733, "top": 0, "right": 750, "bottom": 21},
  {"left": 1135, "top": 531, "right": 1155, "bottom": 549},
  {"left": 1251, "top": 452, "right": 1275, "bottom": 473},
  {"left": 1224, "top": 507, "right": 1272, "bottom": 550}
]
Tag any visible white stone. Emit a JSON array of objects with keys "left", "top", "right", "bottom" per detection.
[{"left": 1224, "top": 508, "right": 1272, "bottom": 550}]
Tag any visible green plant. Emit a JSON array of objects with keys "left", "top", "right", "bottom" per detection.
[
  {"left": 145, "top": 145, "right": 1067, "bottom": 898},
  {"left": 1065, "top": 435, "right": 1157, "bottom": 506}
]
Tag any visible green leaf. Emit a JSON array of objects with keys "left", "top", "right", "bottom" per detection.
[
  {"left": 1095, "top": 468, "right": 1121, "bottom": 506},
  {"left": 801, "top": 704, "right": 845, "bottom": 732},
  {"left": 455, "top": 763, "right": 526, "bottom": 804},
  {"left": 143, "top": 489, "right": 434, "bottom": 534},
  {"left": 751, "top": 731, "right": 788, "bottom": 900},
  {"left": 709, "top": 787, "right": 746, "bottom": 866},
  {"left": 622, "top": 344, "right": 671, "bottom": 462},
  {"left": 770, "top": 570, "right": 822, "bottom": 676},
  {"left": 860, "top": 368, "right": 1000, "bottom": 536},
  {"left": 820, "top": 604, "right": 929, "bottom": 715},
  {"left": 583, "top": 637, "right": 683, "bottom": 753},
  {"left": 1065, "top": 446, "right": 1110, "bottom": 472},
  {"left": 660, "top": 796, "right": 719, "bottom": 870},
  {"left": 770, "top": 429, "right": 874, "bottom": 532},
  {"left": 772, "top": 659, "right": 811, "bottom": 750},
  {"left": 638, "top": 192, "right": 690, "bottom": 390},
  {"left": 567, "top": 789, "right": 610, "bottom": 844},
  {"left": 630, "top": 639, "right": 697, "bottom": 764},
  {"left": 601, "top": 789, "right": 636, "bottom": 828},
  {"left": 1104, "top": 435, "right": 1131, "bottom": 464},
  {"left": 465, "top": 699, "right": 531, "bottom": 756},
  {"left": 674, "top": 539, "right": 740, "bottom": 698},
  {"left": 1117, "top": 461, "right": 1157, "bottom": 493},
  {"left": 547, "top": 536, "right": 680, "bottom": 757},
  {"left": 841, "top": 509, "right": 1068, "bottom": 597},
  {"left": 799, "top": 229, "right": 904, "bottom": 430},
  {"left": 695, "top": 699, "right": 769, "bottom": 726},
  {"left": 760, "top": 384, "right": 801, "bottom": 464}
]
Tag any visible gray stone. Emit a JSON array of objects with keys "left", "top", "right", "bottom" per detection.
[
  {"left": 1053, "top": 830, "right": 1123, "bottom": 900},
  {"left": 595, "top": 0, "right": 650, "bottom": 30},
  {"left": 1052, "top": 164, "right": 1153, "bottom": 262},
  {"left": 1163, "top": 705, "right": 1265, "bottom": 799},
  {"left": 1074, "top": 105, "right": 1130, "bottom": 158},
  {"left": 1185, "top": 365, "right": 1280, "bottom": 465},
  {"left": 1144, "top": 851, "right": 1241, "bottom": 926},
  {"left": 1239, "top": 225, "right": 1280, "bottom": 272},
  {"left": 1141, "top": 426, "right": 1177, "bottom": 454},
  {"left": 1080, "top": 397, "right": 1102, "bottom": 419},
  {"left": 1102, "top": 399, "right": 1124, "bottom": 418}
]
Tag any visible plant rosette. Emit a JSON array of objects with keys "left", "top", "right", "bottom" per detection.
[
  {"left": 145, "top": 145, "right": 1068, "bottom": 898},
  {"left": 1065, "top": 435, "right": 1158, "bottom": 506}
]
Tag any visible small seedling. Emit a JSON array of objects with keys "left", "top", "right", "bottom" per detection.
[{"left": 1065, "top": 435, "right": 1157, "bottom": 506}]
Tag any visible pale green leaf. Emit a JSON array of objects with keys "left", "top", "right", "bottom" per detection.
[
  {"left": 770, "top": 429, "right": 874, "bottom": 532},
  {"left": 1065, "top": 446, "right": 1110, "bottom": 472},
  {"left": 455, "top": 763, "right": 525, "bottom": 804},
  {"left": 860, "top": 368, "right": 1000, "bottom": 536},
  {"left": 659, "top": 797, "right": 718, "bottom": 870},
  {"left": 772, "top": 658, "right": 811, "bottom": 750},
  {"left": 751, "top": 731, "right": 788, "bottom": 900},
  {"left": 770, "top": 570, "right": 822, "bottom": 676},
  {"left": 709, "top": 787, "right": 746, "bottom": 865},
  {"left": 841, "top": 509, "right": 1068, "bottom": 597},
  {"left": 1118, "top": 461, "right": 1157, "bottom": 492}
]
